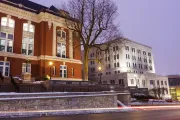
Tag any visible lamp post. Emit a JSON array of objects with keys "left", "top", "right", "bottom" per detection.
[
  {"left": 98, "top": 66, "right": 102, "bottom": 84},
  {"left": 49, "top": 61, "right": 53, "bottom": 80}
]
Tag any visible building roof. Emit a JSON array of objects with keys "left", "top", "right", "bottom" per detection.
[
  {"left": 0, "top": 0, "right": 77, "bottom": 21},
  {"left": 168, "top": 75, "right": 180, "bottom": 79},
  {"left": 123, "top": 38, "right": 152, "bottom": 49},
  {"left": 92, "top": 37, "right": 152, "bottom": 49}
]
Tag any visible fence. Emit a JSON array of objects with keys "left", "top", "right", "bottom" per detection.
[{"left": 0, "top": 80, "right": 126, "bottom": 93}]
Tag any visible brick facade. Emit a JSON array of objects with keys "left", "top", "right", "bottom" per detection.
[{"left": 0, "top": 1, "right": 82, "bottom": 80}]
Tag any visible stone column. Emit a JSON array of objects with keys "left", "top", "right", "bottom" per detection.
[
  {"left": 52, "top": 23, "right": 57, "bottom": 56},
  {"left": 69, "top": 30, "right": 73, "bottom": 59}
]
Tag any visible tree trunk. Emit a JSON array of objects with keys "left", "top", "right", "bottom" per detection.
[{"left": 83, "top": 48, "right": 89, "bottom": 81}]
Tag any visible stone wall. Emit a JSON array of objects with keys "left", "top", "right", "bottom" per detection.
[{"left": 0, "top": 93, "right": 117, "bottom": 111}]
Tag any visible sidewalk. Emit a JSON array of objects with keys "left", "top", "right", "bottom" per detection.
[{"left": 0, "top": 107, "right": 136, "bottom": 118}]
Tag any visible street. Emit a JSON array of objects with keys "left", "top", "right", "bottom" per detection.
[{"left": 3, "top": 109, "right": 180, "bottom": 120}]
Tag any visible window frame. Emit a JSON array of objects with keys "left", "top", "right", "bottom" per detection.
[
  {"left": 60, "top": 65, "right": 67, "bottom": 78},
  {"left": 0, "top": 31, "right": 14, "bottom": 53},
  {"left": 22, "top": 63, "right": 31, "bottom": 73},
  {"left": 0, "top": 61, "right": 10, "bottom": 77}
]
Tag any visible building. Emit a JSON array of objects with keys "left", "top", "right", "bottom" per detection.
[
  {"left": 87, "top": 38, "right": 170, "bottom": 98},
  {"left": 0, "top": 0, "right": 82, "bottom": 81},
  {"left": 168, "top": 75, "right": 180, "bottom": 100}
]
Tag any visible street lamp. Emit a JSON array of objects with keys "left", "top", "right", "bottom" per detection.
[
  {"left": 98, "top": 66, "right": 102, "bottom": 84},
  {"left": 49, "top": 61, "right": 53, "bottom": 80}
]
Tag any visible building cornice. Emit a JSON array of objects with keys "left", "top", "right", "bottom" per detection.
[
  {"left": 0, "top": 2, "right": 74, "bottom": 29},
  {"left": 0, "top": 52, "right": 82, "bottom": 64},
  {"left": 51, "top": 77, "right": 82, "bottom": 81},
  {"left": 38, "top": 55, "right": 83, "bottom": 64}
]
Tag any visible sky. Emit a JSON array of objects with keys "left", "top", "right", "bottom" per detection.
[{"left": 31, "top": 0, "right": 180, "bottom": 75}]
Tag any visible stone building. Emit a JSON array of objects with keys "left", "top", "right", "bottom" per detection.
[
  {"left": 86, "top": 38, "right": 170, "bottom": 98},
  {"left": 0, "top": 0, "right": 82, "bottom": 80}
]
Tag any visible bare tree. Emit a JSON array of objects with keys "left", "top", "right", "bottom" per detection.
[{"left": 65, "top": 0, "right": 122, "bottom": 81}]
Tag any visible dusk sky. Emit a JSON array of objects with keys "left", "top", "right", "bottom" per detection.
[{"left": 31, "top": 0, "right": 180, "bottom": 76}]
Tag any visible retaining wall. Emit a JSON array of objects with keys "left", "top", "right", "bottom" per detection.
[{"left": 0, "top": 92, "right": 117, "bottom": 111}]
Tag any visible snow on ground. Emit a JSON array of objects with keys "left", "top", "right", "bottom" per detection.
[
  {"left": 131, "top": 101, "right": 180, "bottom": 106},
  {"left": 0, "top": 108, "right": 137, "bottom": 118}
]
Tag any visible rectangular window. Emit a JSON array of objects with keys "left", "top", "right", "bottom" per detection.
[
  {"left": 127, "top": 62, "right": 129, "bottom": 67},
  {"left": 53, "top": 66, "right": 56, "bottom": 76},
  {"left": 137, "top": 49, "right": 141, "bottom": 53},
  {"left": 117, "top": 54, "right": 119, "bottom": 59},
  {"left": 72, "top": 68, "right": 74, "bottom": 77},
  {"left": 165, "top": 81, "right": 167, "bottom": 86},
  {"left": 0, "top": 61, "right": 10, "bottom": 77},
  {"left": 114, "top": 55, "right": 116, "bottom": 60},
  {"left": 110, "top": 80, "right": 115, "bottom": 84},
  {"left": 161, "top": 81, "right": 163, "bottom": 85},
  {"left": 148, "top": 52, "right": 151, "bottom": 56},
  {"left": 103, "top": 81, "right": 107, "bottom": 84},
  {"left": 119, "top": 79, "right": 124, "bottom": 85},
  {"left": 131, "top": 79, "right": 134, "bottom": 84},
  {"left": 116, "top": 46, "right": 118, "bottom": 50},
  {"left": 115, "top": 71, "right": 117, "bottom": 74},
  {"left": 143, "top": 51, "right": 146, "bottom": 55},
  {"left": 132, "top": 48, "right": 135, "bottom": 52},
  {"left": 60, "top": 65, "right": 67, "bottom": 78},
  {"left": 150, "top": 80, "right": 154, "bottom": 85},
  {"left": 108, "top": 57, "right": 110, "bottom": 61},
  {"left": 117, "top": 62, "right": 119, "bottom": 67},
  {"left": 22, "top": 38, "right": 34, "bottom": 55},
  {"left": 142, "top": 80, "right": 146, "bottom": 87},
  {"left": 57, "top": 43, "right": 66, "bottom": 58},
  {"left": 0, "top": 32, "right": 14, "bottom": 53},
  {"left": 113, "top": 47, "right": 115, "bottom": 51},
  {"left": 114, "top": 63, "right": 116, "bottom": 68},
  {"left": 149, "top": 59, "right": 152, "bottom": 63},
  {"left": 108, "top": 64, "right": 111, "bottom": 69},
  {"left": 22, "top": 63, "right": 31, "bottom": 73},
  {"left": 125, "top": 46, "right": 129, "bottom": 51},
  {"left": 157, "top": 80, "right": 159, "bottom": 86}
]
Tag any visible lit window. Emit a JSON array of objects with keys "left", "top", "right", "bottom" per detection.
[
  {"left": 1, "top": 17, "right": 7, "bottom": 26},
  {"left": 22, "top": 38, "right": 34, "bottom": 55},
  {"left": 0, "top": 61, "right": 10, "bottom": 77},
  {"left": 57, "top": 30, "right": 66, "bottom": 58},
  {"left": 57, "top": 43, "right": 66, "bottom": 58},
  {"left": 23, "top": 23, "right": 28, "bottom": 31},
  {"left": 60, "top": 65, "right": 67, "bottom": 78},
  {"left": 23, "top": 23, "right": 34, "bottom": 33},
  {"left": 22, "top": 23, "right": 34, "bottom": 55},
  {"left": 0, "top": 32, "right": 14, "bottom": 52},
  {"left": 1, "top": 17, "right": 15, "bottom": 28},
  {"left": 22, "top": 63, "right": 31, "bottom": 73}
]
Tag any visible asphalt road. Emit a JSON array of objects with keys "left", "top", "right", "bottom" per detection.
[{"left": 3, "top": 109, "right": 180, "bottom": 120}]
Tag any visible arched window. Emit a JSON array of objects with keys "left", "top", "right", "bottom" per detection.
[
  {"left": 57, "top": 30, "right": 66, "bottom": 58},
  {"left": 0, "top": 17, "right": 15, "bottom": 52},
  {"left": 22, "top": 23, "right": 34, "bottom": 55}
]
